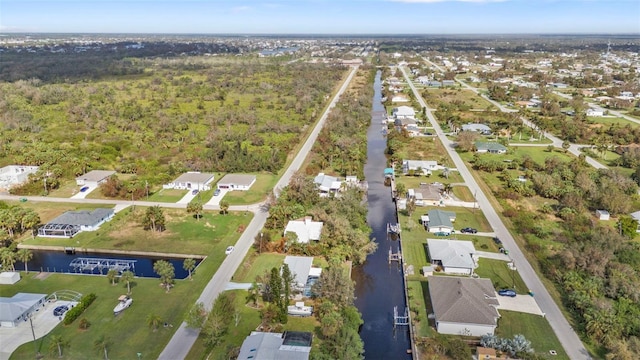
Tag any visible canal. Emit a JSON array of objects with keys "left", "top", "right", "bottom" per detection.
[
  {"left": 14, "top": 250, "right": 201, "bottom": 279},
  {"left": 353, "top": 70, "right": 412, "bottom": 359}
]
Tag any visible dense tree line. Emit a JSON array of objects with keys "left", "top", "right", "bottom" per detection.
[{"left": 0, "top": 201, "right": 41, "bottom": 246}]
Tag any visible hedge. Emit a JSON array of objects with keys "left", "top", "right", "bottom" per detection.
[{"left": 63, "top": 293, "right": 97, "bottom": 325}]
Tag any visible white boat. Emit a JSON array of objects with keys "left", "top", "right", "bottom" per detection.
[
  {"left": 113, "top": 295, "right": 133, "bottom": 315},
  {"left": 287, "top": 302, "right": 313, "bottom": 317}
]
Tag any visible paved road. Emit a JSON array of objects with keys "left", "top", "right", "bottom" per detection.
[
  {"left": 401, "top": 66, "right": 591, "bottom": 360},
  {"left": 158, "top": 65, "right": 359, "bottom": 359}
]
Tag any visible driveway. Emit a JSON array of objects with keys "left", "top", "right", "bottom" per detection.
[
  {"left": 475, "top": 251, "right": 510, "bottom": 261},
  {"left": 496, "top": 293, "right": 544, "bottom": 316},
  {"left": 177, "top": 190, "right": 201, "bottom": 204},
  {"left": 205, "top": 189, "right": 228, "bottom": 206},
  {"left": 70, "top": 185, "right": 97, "bottom": 199},
  {"left": 0, "top": 300, "right": 77, "bottom": 360}
]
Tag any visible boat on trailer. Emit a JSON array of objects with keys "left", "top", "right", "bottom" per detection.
[{"left": 114, "top": 295, "right": 133, "bottom": 315}]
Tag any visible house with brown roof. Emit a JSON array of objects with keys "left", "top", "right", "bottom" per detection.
[{"left": 428, "top": 276, "right": 500, "bottom": 336}]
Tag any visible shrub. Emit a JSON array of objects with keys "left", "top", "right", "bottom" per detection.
[
  {"left": 63, "top": 293, "right": 97, "bottom": 325},
  {"left": 79, "top": 318, "right": 91, "bottom": 329}
]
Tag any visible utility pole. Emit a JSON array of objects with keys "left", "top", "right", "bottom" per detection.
[{"left": 259, "top": 233, "right": 263, "bottom": 254}]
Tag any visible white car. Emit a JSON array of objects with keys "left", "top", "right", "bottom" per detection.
[{"left": 225, "top": 246, "right": 235, "bottom": 255}]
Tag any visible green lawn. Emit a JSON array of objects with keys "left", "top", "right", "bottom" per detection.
[
  {"left": 407, "top": 280, "right": 433, "bottom": 337},
  {"left": 233, "top": 252, "right": 286, "bottom": 283},
  {"left": 497, "top": 310, "right": 569, "bottom": 360},
  {"left": 147, "top": 188, "right": 187, "bottom": 202},
  {"left": 474, "top": 258, "right": 528, "bottom": 294},
  {"left": 220, "top": 174, "right": 278, "bottom": 205},
  {"left": 22, "top": 208, "right": 252, "bottom": 256}
]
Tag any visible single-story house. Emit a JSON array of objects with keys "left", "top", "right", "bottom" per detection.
[
  {"left": 163, "top": 172, "right": 215, "bottom": 191},
  {"left": 630, "top": 211, "right": 640, "bottom": 232},
  {"left": 402, "top": 160, "right": 438, "bottom": 176},
  {"left": 392, "top": 106, "right": 416, "bottom": 119},
  {"left": 284, "top": 217, "right": 323, "bottom": 244},
  {"left": 442, "top": 80, "right": 456, "bottom": 87},
  {"left": 238, "top": 331, "right": 312, "bottom": 360},
  {"left": 461, "top": 123, "right": 492, "bottom": 135},
  {"left": 313, "top": 173, "right": 342, "bottom": 196},
  {"left": 410, "top": 183, "right": 443, "bottom": 204},
  {"left": 596, "top": 209, "right": 610, "bottom": 221},
  {"left": 0, "top": 165, "right": 39, "bottom": 190},
  {"left": 428, "top": 276, "right": 500, "bottom": 336},
  {"left": 217, "top": 174, "right": 256, "bottom": 191},
  {"left": 395, "top": 118, "right": 418, "bottom": 129},
  {"left": 427, "top": 81, "right": 442, "bottom": 87},
  {"left": 0, "top": 293, "right": 48, "bottom": 328},
  {"left": 427, "top": 239, "right": 476, "bottom": 275},
  {"left": 391, "top": 95, "right": 410, "bottom": 103},
  {"left": 417, "top": 76, "right": 431, "bottom": 85},
  {"left": 75, "top": 170, "right": 116, "bottom": 187},
  {"left": 424, "top": 209, "right": 456, "bottom": 234},
  {"left": 475, "top": 142, "right": 507, "bottom": 154},
  {"left": 0, "top": 272, "right": 20, "bottom": 285},
  {"left": 38, "top": 208, "right": 115, "bottom": 238},
  {"left": 283, "top": 256, "right": 322, "bottom": 291},
  {"left": 586, "top": 108, "right": 604, "bottom": 117}
]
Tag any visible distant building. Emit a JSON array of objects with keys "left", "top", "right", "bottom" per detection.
[
  {"left": 392, "top": 106, "right": 416, "bottom": 119},
  {"left": 0, "top": 165, "right": 39, "bottom": 190},
  {"left": 402, "top": 160, "right": 438, "bottom": 176},
  {"left": 163, "top": 172, "right": 215, "bottom": 191},
  {"left": 475, "top": 142, "right": 507, "bottom": 154},
  {"left": 217, "top": 174, "right": 256, "bottom": 191},
  {"left": 595, "top": 209, "right": 610, "bottom": 221},
  {"left": 237, "top": 331, "right": 312, "bottom": 360},
  {"left": 461, "top": 123, "right": 492, "bottom": 135},
  {"left": 75, "top": 170, "right": 116, "bottom": 187}
]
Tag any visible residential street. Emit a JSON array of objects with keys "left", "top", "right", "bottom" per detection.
[{"left": 401, "top": 66, "right": 591, "bottom": 360}]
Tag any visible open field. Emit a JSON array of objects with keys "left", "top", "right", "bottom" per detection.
[
  {"left": 587, "top": 116, "right": 640, "bottom": 128},
  {"left": 497, "top": 311, "right": 569, "bottom": 360},
  {"left": 220, "top": 174, "right": 278, "bottom": 205},
  {"left": 474, "top": 258, "right": 528, "bottom": 294}
]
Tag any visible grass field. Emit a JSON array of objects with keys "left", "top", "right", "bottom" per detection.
[
  {"left": 147, "top": 188, "right": 188, "bottom": 202},
  {"left": 497, "top": 311, "right": 569, "bottom": 360},
  {"left": 221, "top": 174, "right": 278, "bottom": 205},
  {"left": 475, "top": 258, "right": 528, "bottom": 294},
  {"left": 22, "top": 207, "right": 252, "bottom": 256}
]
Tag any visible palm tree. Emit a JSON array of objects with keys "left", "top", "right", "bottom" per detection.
[
  {"left": 183, "top": 258, "right": 196, "bottom": 280},
  {"left": 20, "top": 209, "right": 40, "bottom": 238},
  {"left": 186, "top": 198, "right": 203, "bottom": 220},
  {"left": 16, "top": 248, "right": 32, "bottom": 273},
  {"left": 48, "top": 334, "right": 69, "bottom": 358},
  {"left": 146, "top": 313, "right": 162, "bottom": 332},
  {"left": 153, "top": 260, "right": 175, "bottom": 292},
  {"left": 106, "top": 269, "right": 118, "bottom": 286},
  {"left": 120, "top": 270, "right": 134, "bottom": 294},
  {"left": 0, "top": 248, "right": 16, "bottom": 271},
  {"left": 219, "top": 200, "right": 230, "bottom": 215},
  {"left": 93, "top": 335, "right": 111, "bottom": 360}
]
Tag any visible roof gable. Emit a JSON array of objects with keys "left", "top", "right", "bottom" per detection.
[
  {"left": 428, "top": 276, "right": 499, "bottom": 326},
  {"left": 427, "top": 239, "right": 476, "bottom": 269}
]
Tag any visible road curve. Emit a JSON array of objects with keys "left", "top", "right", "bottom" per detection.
[
  {"left": 158, "top": 65, "right": 359, "bottom": 359},
  {"left": 400, "top": 66, "right": 591, "bottom": 360}
]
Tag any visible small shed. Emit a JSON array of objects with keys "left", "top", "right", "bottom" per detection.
[
  {"left": 596, "top": 209, "right": 610, "bottom": 221},
  {"left": 0, "top": 272, "right": 20, "bottom": 285}
]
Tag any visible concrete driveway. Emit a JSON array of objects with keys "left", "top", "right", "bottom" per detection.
[
  {"left": 476, "top": 251, "right": 510, "bottom": 261},
  {"left": 496, "top": 293, "right": 544, "bottom": 316},
  {"left": 0, "top": 300, "right": 77, "bottom": 360},
  {"left": 70, "top": 185, "right": 97, "bottom": 199},
  {"left": 205, "top": 189, "right": 228, "bottom": 206},
  {"left": 177, "top": 190, "right": 201, "bottom": 204}
]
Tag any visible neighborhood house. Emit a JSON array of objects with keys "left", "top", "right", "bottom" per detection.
[
  {"left": 392, "top": 106, "right": 416, "bottom": 120},
  {"left": 237, "top": 331, "right": 312, "bottom": 360},
  {"left": 475, "top": 142, "right": 507, "bottom": 154},
  {"left": 0, "top": 293, "right": 47, "bottom": 328},
  {"left": 461, "top": 123, "right": 492, "bottom": 135},
  {"left": 163, "top": 172, "right": 215, "bottom": 191},
  {"left": 216, "top": 174, "right": 257, "bottom": 191},
  {"left": 402, "top": 160, "right": 439, "bottom": 176},
  {"left": 427, "top": 239, "right": 477, "bottom": 275},
  {"left": 0, "top": 165, "right": 39, "bottom": 191},
  {"left": 284, "top": 216, "right": 323, "bottom": 244},
  {"left": 37, "top": 208, "right": 115, "bottom": 238},
  {"left": 283, "top": 256, "right": 322, "bottom": 292},
  {"left": 75, "top": 170, "right": 116, "bottom": 187},
  {"left": 428, "top": 276, "right": 500, "bottom": 336},
  {"left": 423, "top": 209, "right": 456, "bottom": 234},
  {"left": 313, "top": 173, "right": 342, "bottom": 196}
]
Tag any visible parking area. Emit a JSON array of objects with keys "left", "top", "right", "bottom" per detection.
[
  {"left": 0, "top": 300, "right": 77, "bottom": 360},
  {"left": 496, "top": 293, "right": 544, "bottom": 316}
]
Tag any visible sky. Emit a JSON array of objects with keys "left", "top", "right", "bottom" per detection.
[{"left": 1, "top": 0, "right": 639, "bottom": 35}]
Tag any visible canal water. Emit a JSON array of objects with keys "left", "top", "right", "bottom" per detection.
[
  {"left": 14, "top": 250, "right": 200, "bottom": 279},
  {"left": 353, "top": 70, "right": 412, "bottom": 359}
]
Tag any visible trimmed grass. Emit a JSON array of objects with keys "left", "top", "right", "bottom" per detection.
[
  {"left": 219, "top": 174, "right": 278, "bottom": 205},
  {"left": 147, "top": 188, "right": 187, "bottom": 203},
  {"left": 22, "top": 208, "right": 252, "bottom": 256},
  {"left": 452, "top": 185, "right": 474, "bottom": 202},
  {"left": 497, "top": 310, "right": 569, "bottom": 360},
  {"left": 233, "top": 252, "right": 286, "bottom": 283},
  {"left": 474, "top": 258, "right": 528, "bottom": 294},
  {"left": 407, "top": 280, "right": 433, "bottom": 337}
]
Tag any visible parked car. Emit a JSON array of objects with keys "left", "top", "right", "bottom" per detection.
[
  {"left": 53, "top": 305, "right": 69, "bottom": 316},
  {"left": 433, "top": 231, "right": 450, "bottom": 237},
  {"left": 191, "top": 189, "right": 199, "bottom": 195},
  {"left": 460, "top": 227, "right": 477, "bottom": 234},
  {"left": 493, "top": 237, "right": 502, "bottom": 245},
  {"left": 214, "top": 189, "right": 221, "bottom": 196},
  {"left": 80, "top": 186, "right": 89, "bottom": 192},
  {"left": 499, "top": 247, "right": 509, "bottom": 255},
  {"left": 225, "top": 246, "right": 235, "bottom": 255},
  {"left": 498, "top": 289, "right": 517, "bottom": 297}
]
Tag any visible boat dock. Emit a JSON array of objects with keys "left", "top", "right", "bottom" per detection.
[{"left": 69, "top": 257, "right": 137, "bottom": 274}]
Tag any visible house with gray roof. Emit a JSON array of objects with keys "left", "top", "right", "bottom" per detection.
[
  {"left": 163, "top": 172, "right": 215, "bottom": 191},
  {"left": 428, "top": 276, "right": 500, "bottom": 336},
  {"left": 475, "top": 141, "right": 507, "bottom": 154},
  {"left": 237, "top": 331, "right": 312, "bottom": 360},
  {"left": 217, "top": 174, "right": 256, "bottom": 191},
  {"left": 409, "top": 183, "right": 443, "bottom": 206},
  {"left": 425, "top": 209, "right": 456, "bottom": 235},
  {"left": 402, "top": 160, "right": 439, "bottom": 176},
  {"left": 283, "top": 256, "right": 321, "bottom": 291},
  {"left": 38, "top": 208, "right": 114, "bottom": 238},
  {"left": 75, "top": 170, "right": 116, "bottom": 187},
  {"left": 313, "top": 173, "right": 342, "bottom": 196},
  {"left": 392, "top": 105, "right": 416, "bottom": 120},
  {"left": 0, "top": 293, "right": 47, "bottom": 328},
  {"left": 427, "top": 239, "right": 476, "bottom": 275},
  {"left": 461, "top": 123, "right": 492, "bottom": 135}
]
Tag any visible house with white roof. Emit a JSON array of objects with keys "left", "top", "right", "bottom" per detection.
[
  {"left": 427, "top": 239, "right": 476, "bottom": 275},
  {"left": 461, "top": 123, "right": 492, "bottom": 135},
  {"left": 313, "top": 173, "right": 342, "bottom": 196},
  {"left": 586, "top": 108, "right": 605, "bottom": 117},
  {"left": 37, "top": 208, "right": 114, "bottom": 238},
  {"left": 163, "top": 172, "right": 215, "bottom": 191},
  {"left": 283, "top": 256, "right": 322, "bottom": 291},
  {"left": 284, "top": 217, "right": 323, "bottom": 244},
  {"left": 217, "top": 174, "right": 256, "bottom": 191},
  {"left": 0, "top": 165, "right": 39, "bottom": 190},
  {"left": 75, "top": 170, "right": 115, "bottom": 187},
  {"left": 630, "top": 211, "right": 640, "bottom": 232},
  {"left": 392, "top": 106, "right": 416, "bottom": 120},
  {"left": 237, "top": 331, "right": 312, "bottom": 360},
  {"left": 0, "top": 293, "right": 48, "bottom": 328},
  {"left": 402, "top": 160, "right": 439, "bottom": 176}
]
